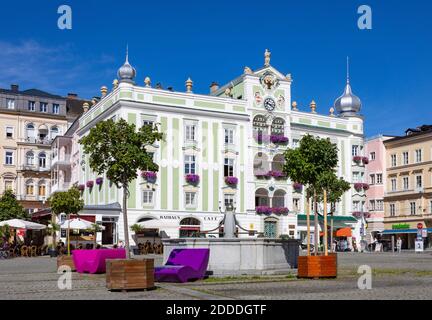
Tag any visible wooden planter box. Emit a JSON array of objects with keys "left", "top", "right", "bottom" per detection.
[
  {"left": 57, "top": 255, "right": 76, "bottom": 272},
  {"left": 106, "top": 259, "right": 155, "bottom": 291},
  {"left": 297, "top": 253, "right": 337, "bottom": 278}
]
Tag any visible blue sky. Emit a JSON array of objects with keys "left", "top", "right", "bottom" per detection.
[{"left": 0, "top": 0, "right": 431, "bottom": 138}]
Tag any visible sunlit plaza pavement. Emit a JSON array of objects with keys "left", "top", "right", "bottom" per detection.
[{"left": 1, "top": 252, "right": 432, "bottom": 300}]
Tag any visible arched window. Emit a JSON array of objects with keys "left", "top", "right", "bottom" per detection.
[
  {"left": 39, "top": 153, "right": 47, "bottom": 168},
  {"left": 38, "top": 125, "right": 48, "bottom": 141},
  {"left": 26, "top": 124, "right": 35, "bottom": 140},
  {"left": 51, "top": 126, "right": 59, "bottom": 139},
  {"left": 26, "top": 152, "right": 35, "bottom": 166},
  {"left": 273, "top": 190, "right": 286, "bottom": 208},
  {"left": 255, "top": 188, "right": 270, "bottom": 207},
  {"left": 179, "top": 217, "right": 201, "bottom": 238},
  {"left": 271, "top": 154, "right": 285, "bottom": 172},
  {"left": 38, "top": 181, "right": 46, "bottom": 197},
  {"left": 271, "top": 118, "right": 285, "bottom": 136},
  {"left": 254, "top": 153, "right": 270, "bottom": 176},
  {"left": 253, "top": 115, "right": 268, "bottom": 143},
  {"left": 26, "top": 180, "right": 34, "bottom": 195}
]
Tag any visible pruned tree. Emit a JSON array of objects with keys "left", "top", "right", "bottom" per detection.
[{"left": 80, "top": 118, "right": 163, "bottom": 259}]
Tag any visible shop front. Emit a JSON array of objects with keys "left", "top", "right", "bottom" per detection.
[{"left": 381, "top": 222, "right": 432, "bottom": 249}]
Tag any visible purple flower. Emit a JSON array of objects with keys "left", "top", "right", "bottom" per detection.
[
  {"left": 141, "top": 171, "right": 157, "bottom": 183},
  {"left": 185, "top": 174, "right": 200, "bottom": 184},
  {"left": 353, "top": 156, "right": 362, "bottom": 162},
  {"left": 270, "top": 135, "right": 289, "bottom": 144},
  {"left": 256, "top": 206, "right": 273, "bottom": 215},
  {"left": 293, "top": 183, "right": 303, "bottom": 192},
  {"left": 225, "top": 176, "right": 238, "bottom": 186},
  {"left": 78, "top": 184, "right": 85, "bottom": 191},
  {"left": 269, "top": 170, "right": 286, "bottom": 178},
  {"left": 272, "top": 207, "right": 289, "bottom": 215},
  {"left": 362, "top": 157, "right": 369, "bottom": 165},
  {"left": 255, "top": 170, "right": 271, "bottom": 178},
  {"left": 362, "top": 183, "right": 370, "bottom": 190},
  {"left": 96, "top": 177, "right": 103, "bottom": 185},
  {"left": 86, "top": 180, "right": 94, "bottom": 188},
  {"left": 354, "top": 183, "right": 363, "bottom": 191}
]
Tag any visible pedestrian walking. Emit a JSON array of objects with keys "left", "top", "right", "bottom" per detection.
[{"left": 396, "top": 237, "right": 402, "bottom": 253}]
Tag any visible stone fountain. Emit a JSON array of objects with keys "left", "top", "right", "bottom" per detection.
[{"left": 162, "top": 204, "right": 300, "bottom": 276}]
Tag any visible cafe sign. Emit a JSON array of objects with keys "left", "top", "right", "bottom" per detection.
[{"left": 392, "top": 223, "right": 410, "bottom": 230}]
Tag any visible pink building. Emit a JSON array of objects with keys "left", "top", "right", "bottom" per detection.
[{"left": 364, "top": 135, "right": 394, "bottom": 241}]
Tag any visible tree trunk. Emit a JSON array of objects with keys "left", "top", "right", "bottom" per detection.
[
  {"left": 324, "top": 190, "right": 328, "bottom": 256},
  {"left": 306, "top": 196, "right": 311, "bottom": 256},
  {"left": 123, "top": 185, "right": 131, "bottom": 259},
  {"left": 314, "top": 190, "right": 319, "bottom": 255}
]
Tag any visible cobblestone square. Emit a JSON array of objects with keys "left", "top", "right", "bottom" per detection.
[{"left": 1, "top": 252, "right": 432, "bottom": 300}]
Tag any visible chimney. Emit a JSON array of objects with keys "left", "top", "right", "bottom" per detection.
[
  {"left": 11, "top": 84, "right": 19, "bottom": 92},
  {"left": 210, "top": 82, "right": 219, "bottom": 93},
  {"left": 67, "top": 93, "right": 78, "bottom": 99}
]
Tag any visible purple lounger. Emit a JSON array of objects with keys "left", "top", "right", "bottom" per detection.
[
  {"left": 72, "top": 249, "right": 126, "bottom": 274},
  {"left": 155, "top": 248, "right": 210, "bottom": 283}
]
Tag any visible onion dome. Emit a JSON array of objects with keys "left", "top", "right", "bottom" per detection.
[
  {"left": 117, "top": 47, "right": 136, "bottom": 84},
  {"left": 334, "top": 58, "right": 361, "bottom": 116}
]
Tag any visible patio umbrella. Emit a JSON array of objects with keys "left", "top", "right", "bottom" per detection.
[
  {"left": 60, "top": 219, "right": 105, "bottom": 253},
  {"left": 0, "top": 219, "right": 46, "bottom": 230}
]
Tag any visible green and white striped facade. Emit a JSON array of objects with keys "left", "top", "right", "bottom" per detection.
[{"left": 77, "top": 59, "right": 364, "bottom": 244}]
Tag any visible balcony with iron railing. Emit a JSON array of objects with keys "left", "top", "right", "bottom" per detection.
[
  {"left": 18, "top": 137, "right": 53, "bottom": 146},
  {"left": 18, "top": 165, "right": 50, "bottom": 172}
]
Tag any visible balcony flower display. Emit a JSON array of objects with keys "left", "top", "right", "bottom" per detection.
[
  {"left": 362, "top": 157, "right": 369, "bottom": 165},
  {"left": 354, "top": 183, "right": 363, "bottom": 192},
  {"left": 353, "top": 156, "right": 362, "bottom": 163},
  {"left": 272, "top": 207, "right": 289, "bottom": 215},
  {"left": 225, "top": 176, "right": 238, "bottom": 186},
  {"left": 269, "top": 170, "right": 286, "bottom": 179},
  {"left": 78, "top": 184, "right": 85, "bottom": 191},
  {"left": 256, "top": 206, "right": 272, "bottom": 215},
  {"left": 362, "top": 183, "right": 370, "bottom": 190},
  {"left": 255, "top": 170, "right": 271, "bottom": 179},
  {"left": 185, "top": 174, "right": 200, "bottom": 185},
  {"left": 293, "top": 182, "right": 303, "bottom": 192},
  {"left": 141, "top": 171, "right": 157, "bottom": 183},
  {"left": 352, "top": 211, "right": 362, "bottom": 218},
  {"left": 96, "top": 177, "right": 104, "bottom": 185},
  {"left": 270, "top": 135, "right": 289, "bottom": 144},
  {"left": 86, "top": 180, "right": 94, "bottom": 188}
]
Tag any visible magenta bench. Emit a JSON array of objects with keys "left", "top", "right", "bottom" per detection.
[
  {"left": 155, "top": 248, "right": 210, "bottom": 283},
  {"left": 72, "top": 249, "right": 126, "bottom": 274}
]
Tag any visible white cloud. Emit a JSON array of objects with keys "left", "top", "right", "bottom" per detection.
[{"left": 0, "top": 40, "right": 115, "bottom": 98}]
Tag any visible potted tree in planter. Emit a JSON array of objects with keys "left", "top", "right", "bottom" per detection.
[
  {"left": 80, "top": 118, "right": 162, "bottom": 291},
  {"left": 284, "top": 134, "right": 347, "bottom": 278}
]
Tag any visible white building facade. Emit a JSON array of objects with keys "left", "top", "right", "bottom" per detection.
[{"left": 75, "top": 51, "right": 364, "bottom": 246}]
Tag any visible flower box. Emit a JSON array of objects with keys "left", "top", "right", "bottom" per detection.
[
  {"left": 141, "top": 171, "right": 157, "bottom": 183},
  {"left": 78, "top": 184, "right": 85, "bottom": 191},
  {"left": 272, "top": 207, "right": 289, "bottom": 215},
  {"left": 225, "top": 176, "right": 238, "bottom": 186},
  {"left": 293, "top": 183, "right": 303, "bottom": 192},
  {"left": 96, "top": 177, "right": 104, "bottom": 185},
  {"left": 353, "top": 156, "right": 362, "bottom": 162},
  {"left": 185, "top": 174, "right": 200, "bottom": 185},
  {"left": 256, "top": 206, "right": 272, "bottom": 215},
  {"left": 269, "top": 170, "right": 286, "bottom": 178},
  {"left": 354, "top": 183, "right": 363, "bottom": 192},
  {"left": 255, "top": 171, "right": 271, "bottom": 179},
  {"left": 86, "top": 180, "right": 94, "bottom": 188},
  {"left": 270, "top": 135, "right": 289, "bottom": 144},
  {"left": 352, "top": 212, "right": 362, "bottom": 218}
]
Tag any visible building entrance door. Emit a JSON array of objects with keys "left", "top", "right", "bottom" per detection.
[
  {"left": 264, "top": 220, "right": 277, "bottom": 238},
  {"left": 102, "top": 217, "right": 117, "bottom": 245}
]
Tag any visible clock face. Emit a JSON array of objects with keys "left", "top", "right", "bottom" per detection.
[{"left": 264, "top": 98, "right": 276, "bottom": 111}]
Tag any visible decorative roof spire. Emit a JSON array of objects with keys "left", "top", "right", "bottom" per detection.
[
  {"left": 117, "top": 45, "right": 136, "bottom": 84},
  {"left": 334, "top": 57, "right": 362, "bottom": 116}
]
